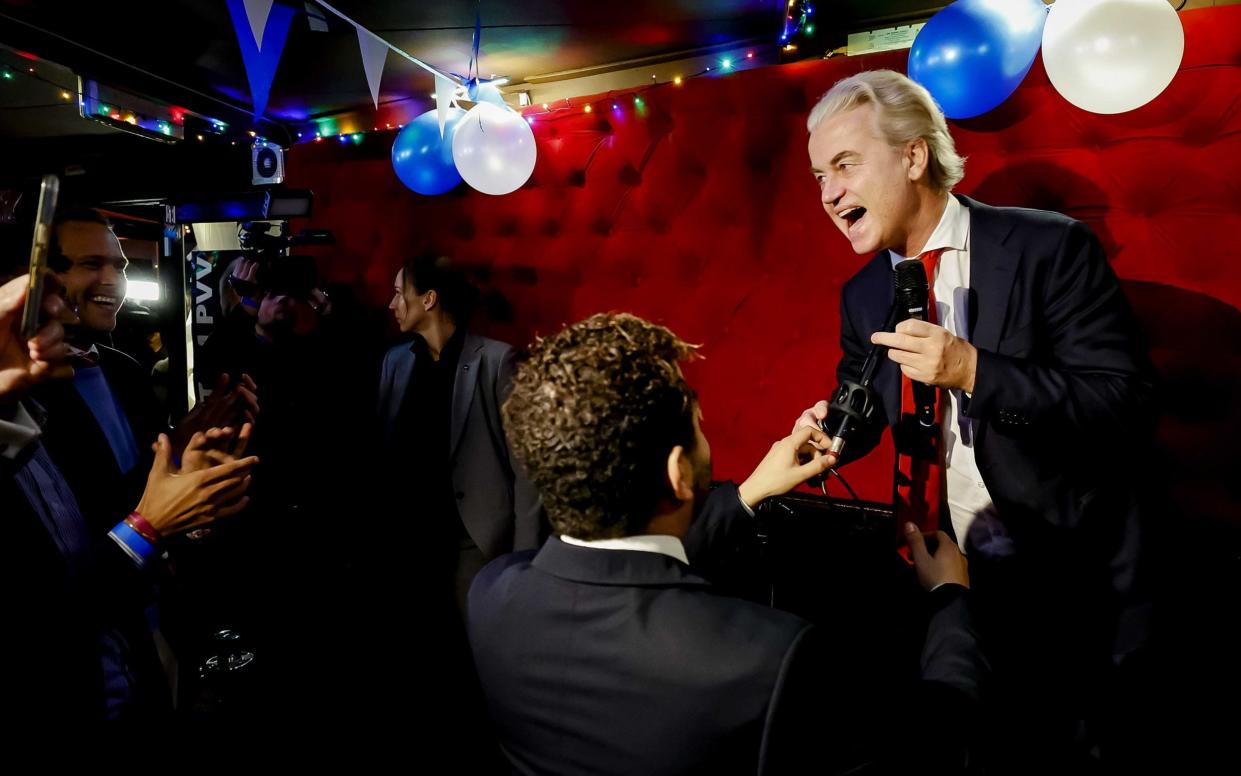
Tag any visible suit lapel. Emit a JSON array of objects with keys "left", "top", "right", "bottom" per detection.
[
  {"left": 958, "top": 195, "right": 1019, "bottom": 354},
  {"left": 450, "top": 333, "right": 484, "bottom": 460}
]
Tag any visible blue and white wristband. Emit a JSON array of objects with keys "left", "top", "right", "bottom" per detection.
[{"left": 109, "top": 520, "right": 159, "bottom": 569}]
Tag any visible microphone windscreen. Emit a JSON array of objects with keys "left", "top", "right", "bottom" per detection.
[
  {"left": 894, "top": 259, "right": 928, "bottom": 296},
  {"left": 894, "top": 259, "right": 929, "bottom": 322}
]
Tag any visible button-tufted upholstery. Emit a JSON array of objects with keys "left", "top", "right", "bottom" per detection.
[{"left": 287, "top": 7, "right": 1241, "bottom": 522}]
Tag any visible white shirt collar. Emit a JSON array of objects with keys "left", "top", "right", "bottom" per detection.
[
  {"left": 558, "top": 534, "right": 689, "bottom": 566},
  {"left": 889, "top": 193, "right": 969, "bottom": 268}
]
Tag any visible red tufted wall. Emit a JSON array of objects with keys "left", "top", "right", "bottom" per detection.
[{"left": 287, "top": 7, "right": 1241, "bottom": 521}]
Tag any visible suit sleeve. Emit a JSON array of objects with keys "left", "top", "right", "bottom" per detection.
[
  {"left": 905, "top": 584, "right": 991, "bottom": 772},
  {"left": 764, "top": 586, "right": 989, "bottom": 775},
  {"left": 965, "top": 221, "right": 1154, "bottom": 435},
  {"left": 95, "top": 531, "right": 164, "bottom": 604},
  {"left": 496, "top": 347, "right": 547, "bottom": 551},
  {"left": 920, "top": 584, "right": 989, "bottom": 704},
  {"left": 682, "top": 482, "right": 763, "bottom": 596}
]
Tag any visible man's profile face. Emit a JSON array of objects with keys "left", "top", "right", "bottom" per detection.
[
  {"left": 54, "top": 220, "right": 128, "bottom": 333},
  {"left": 808, "top": 104, "right": 920, "bottom": 256}
]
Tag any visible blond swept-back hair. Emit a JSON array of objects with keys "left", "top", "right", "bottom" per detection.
[{"left": 807, "top": 69, "right": 965, "bottom": 192}]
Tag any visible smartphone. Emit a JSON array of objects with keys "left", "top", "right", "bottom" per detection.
[{"left": 21, "top": 174, "right": 59, "bottom": 340}]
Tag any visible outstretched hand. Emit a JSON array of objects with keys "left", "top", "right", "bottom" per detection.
[{"left": 738, "top": 425, "right": 838, "bottom": 510}]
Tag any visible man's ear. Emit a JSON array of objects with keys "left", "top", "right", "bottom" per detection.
[
  {"left": 906, "top": 137, "right": 930, "bottom": 184},
  {"left": 666, "top": 445, "right": 695, "bottom": 502}
]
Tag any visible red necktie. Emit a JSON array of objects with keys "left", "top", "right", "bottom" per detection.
[
  {"left": 67, "top": 344, "right": 100, "bottom": 368},
  {"left": 894, "top": 248, "right": 945, "bottom": 540}
]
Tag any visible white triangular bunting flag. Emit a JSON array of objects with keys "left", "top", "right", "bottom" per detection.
[
  {"left": 435, "top": 74, "right": 454, "bottom": 138},
  {"left": 242, "top": 0, "right": 275, "bottom": 51},
  {"left": 357, "top": 26, "right": 389, "bottom": 109}
]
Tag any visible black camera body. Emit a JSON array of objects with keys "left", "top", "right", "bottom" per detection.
[{"left": 236, "top": 221, "right": 335, "bottom": 300}]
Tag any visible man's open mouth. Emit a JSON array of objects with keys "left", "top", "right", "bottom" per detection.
[{"left": 839, "top": 206, "right": 867, "bottom": 228}]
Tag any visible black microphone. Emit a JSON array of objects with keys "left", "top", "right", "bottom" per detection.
[
  {"left": 893, "top": 259, "right": 937, "bottom": 427},
  {"left": 818, "top": 303, "right": 896, "bottom": 462}
]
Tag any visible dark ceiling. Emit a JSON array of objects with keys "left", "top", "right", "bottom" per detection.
[{"left": 0, "top": 0, "right": 944, "bottom": 141}]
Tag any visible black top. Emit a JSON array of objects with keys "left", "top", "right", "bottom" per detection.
[{"left": 393, "top": 327, "right": 468, "bottom": 535}]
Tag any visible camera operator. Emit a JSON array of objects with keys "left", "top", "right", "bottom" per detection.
[{"left": 195, "top": 226, "right": 375, "bottom": 717}]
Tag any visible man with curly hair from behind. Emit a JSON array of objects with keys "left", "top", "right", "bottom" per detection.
[{"left": 467, "top": 313, "right": 987, "bottom": 775}]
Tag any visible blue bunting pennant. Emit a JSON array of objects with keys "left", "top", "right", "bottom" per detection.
[{"left": 226, "top": 0, "right": 296, "bottom": 119}]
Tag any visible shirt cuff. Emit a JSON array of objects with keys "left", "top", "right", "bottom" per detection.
[
  {"left": 0, "top": 402, "right": 41, "bottom": 462},
  {"left": 736, "top": 489, "right": 755, "bottom": 517}
]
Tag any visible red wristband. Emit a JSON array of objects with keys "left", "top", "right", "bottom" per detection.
[{"left": 125, "top": 511, "right": 161, "bottom": 544}]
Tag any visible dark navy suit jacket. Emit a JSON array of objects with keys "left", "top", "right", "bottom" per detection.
[
  {"left": 835, "top": 195, "right": 1156, "bottom": 659},
  {"left": 468, "top": 484, "right": 988, "bottom": 775}
]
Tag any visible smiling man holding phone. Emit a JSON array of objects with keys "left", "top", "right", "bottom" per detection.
[
  {"left": 32, "top": 206, "right": 258, "bottom": 534},
  {"left": 1, "top": 243, "right": 258, "bottom": 720}
]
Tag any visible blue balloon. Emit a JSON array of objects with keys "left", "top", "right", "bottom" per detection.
[
  {"left": 391, "top": 108, "right": 465, "bottom": 195},
  {"left": 908, "top": 0, "right": 1047, "bottom": 119}
]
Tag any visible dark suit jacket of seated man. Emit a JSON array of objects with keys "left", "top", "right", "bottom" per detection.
[{"left": 468, "top": 313, "right": 987, "bottom": 776}]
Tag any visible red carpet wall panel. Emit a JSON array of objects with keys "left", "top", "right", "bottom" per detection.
[{"left": 287, "top": 7, "right": 1241, "bottom": 523}]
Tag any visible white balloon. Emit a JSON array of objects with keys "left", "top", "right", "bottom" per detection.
[
  {"left": 452, "top": 102, "right": 537, "bottom": 196},
  {"left": 1042, "top": 0, "right": 1183, "bottom": 114}
]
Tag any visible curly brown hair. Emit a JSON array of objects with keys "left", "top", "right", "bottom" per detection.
[{"left": 503, "top": 313, "right": 701, "bottom": 540}]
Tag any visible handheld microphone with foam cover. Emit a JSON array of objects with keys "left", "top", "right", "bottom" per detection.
[{"left": 894, "top": 258, "right": 930, "bottom": 323}]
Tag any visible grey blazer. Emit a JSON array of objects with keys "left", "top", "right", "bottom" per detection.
[{"left": 377, "top": 331, "right": 544, "bottom": 559}]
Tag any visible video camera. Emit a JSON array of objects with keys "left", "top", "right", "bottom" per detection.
[{"left": 233, "top": 221, "right": 335, "bottom": 300}]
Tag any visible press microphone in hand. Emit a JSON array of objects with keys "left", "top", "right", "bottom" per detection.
[
  {"left": 818, "top": 303, "right": 897, "bottom": 462},
  {"left": 814, "top": 260, "right": 935, "bottom": 474}
]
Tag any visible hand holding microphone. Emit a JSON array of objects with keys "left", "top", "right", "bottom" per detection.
[
  {"left": 870, "top": 319, "right": 978, "bottom": 394},
  {"left": 793, "top": 400, "right": 833, "bottom": 446},
  {"left": 737, "top": 425, "right": 837, "bottom": 510},
  {"left": 791, "top": 258, "right": 977, "bottom": 480},
  {"left": 872, "top": 258, "right": 977, "bottom": 395}
]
